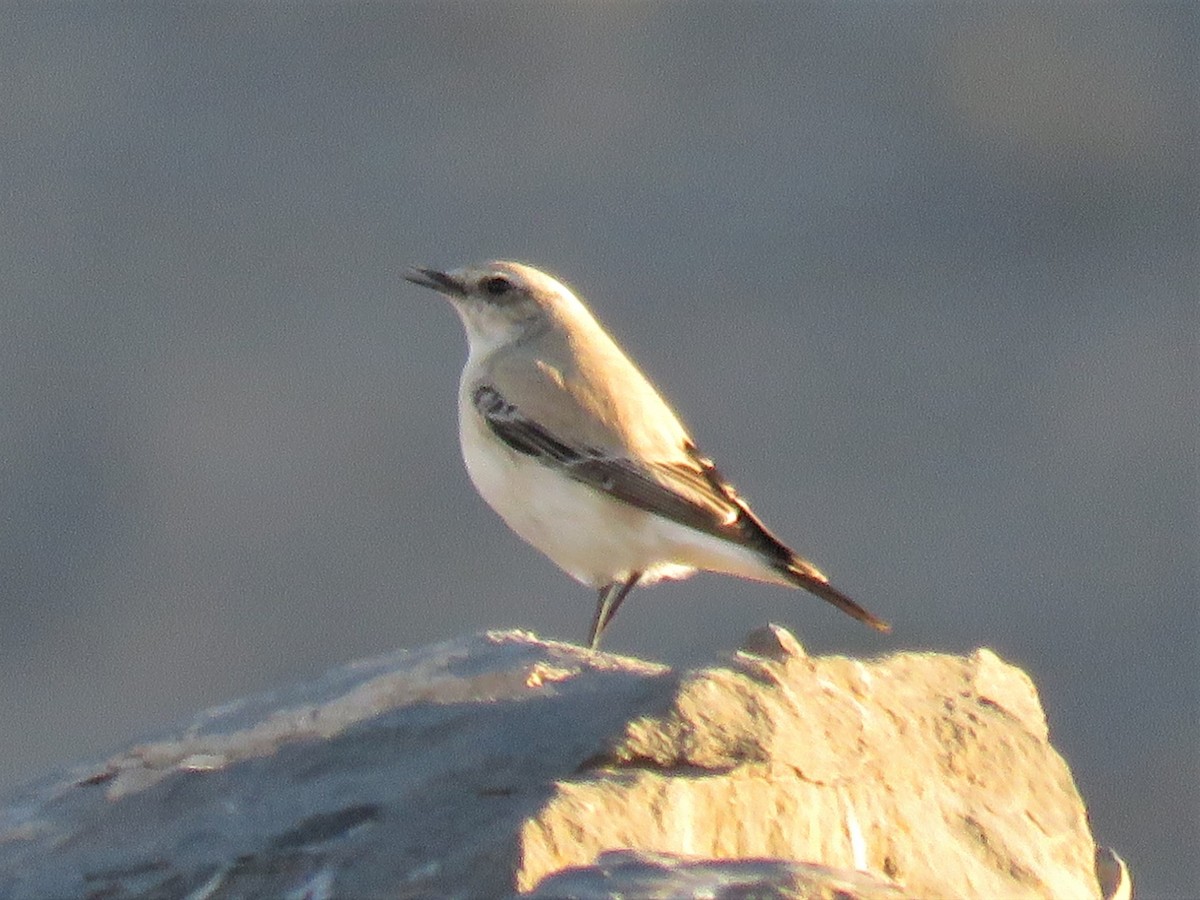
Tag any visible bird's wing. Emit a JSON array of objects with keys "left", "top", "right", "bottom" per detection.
[
  {"left": 473, "top": 370, "right": 893, "bottom": 633},
  {"left": 487, "top": 321, "right": 698, "bottom": 458},
  {"left": 470, "top": 381, "right": 785, "bottom": 559}
]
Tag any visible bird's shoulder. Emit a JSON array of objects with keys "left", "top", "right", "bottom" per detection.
[
  {"left": 481, "top": 337, "right": 691, "bottom": 461},
  {"left": 470, "top": 359, "right": 750, "bottom": 528}
]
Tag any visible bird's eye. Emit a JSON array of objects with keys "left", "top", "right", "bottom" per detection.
[{"left": 482, "top": 276, "right": 513, "bottom": 297}]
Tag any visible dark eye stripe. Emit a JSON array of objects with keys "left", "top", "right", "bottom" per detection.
[{"left": 482, "top": 276, "right": 512, "bottom": 296}]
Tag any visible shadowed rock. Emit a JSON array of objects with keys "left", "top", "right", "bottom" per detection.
[{"left": 0, "top": 626, "right": 1124, "bottom": 898}]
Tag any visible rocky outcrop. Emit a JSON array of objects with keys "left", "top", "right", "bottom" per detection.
[
  {"left": 0, "top": 626, "right": 1124, "bottom": 898},
  {"left": 525, "top": 849, "right": 909, "bottom": 899}
]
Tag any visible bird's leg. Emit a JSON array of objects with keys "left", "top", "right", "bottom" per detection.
[{"left": 587, "top": 571, "right": 642, "bottom": 650}]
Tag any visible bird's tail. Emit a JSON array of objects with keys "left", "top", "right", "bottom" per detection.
[
  {"left": 782, "top": 556, "right": 891, "bottom": 633},
  {"left": 689, "top": 450, "right": 891, "bottom": 634}
]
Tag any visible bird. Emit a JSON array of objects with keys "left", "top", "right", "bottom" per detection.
[{"left": 404, "top": 261, "right": 889, "bottom": 649}]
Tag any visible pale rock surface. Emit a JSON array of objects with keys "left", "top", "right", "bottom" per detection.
[{"left": 0, "top": 626, "right": 1119, "bottom": 898}]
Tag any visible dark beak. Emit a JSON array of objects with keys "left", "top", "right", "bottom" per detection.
[{"left": 404, "top": 267, "right": 467, "bottom": 298}]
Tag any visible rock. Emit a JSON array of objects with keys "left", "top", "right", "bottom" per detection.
[
  {"left": 525, "top": 849, "right": 909, "bottom": 899},
  {"left": 1095, "top": 846, "right": 1133, "bottom": 900},
  {"left": 0, "top": 627, "right": 1118, "bottom": 898}
]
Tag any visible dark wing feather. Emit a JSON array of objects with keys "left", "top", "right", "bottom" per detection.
[
  {"left": 472, "top": 384, "right": 786, "bottom": 555},
  {"left": 472, "top": 384, "right": 891, "bottom": 633}
]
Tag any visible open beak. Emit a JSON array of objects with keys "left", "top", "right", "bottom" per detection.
[{"left": 404, "top": 267, "right": 467, "bottom": 298}]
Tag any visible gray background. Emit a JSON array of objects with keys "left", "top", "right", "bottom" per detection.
[{"left": 2, "top": 4, "right": 1195, "bottom": 896}]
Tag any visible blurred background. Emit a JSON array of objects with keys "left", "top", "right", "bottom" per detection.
[{"left": 2, "top": 4, "right": 1195, "bottom": 895}]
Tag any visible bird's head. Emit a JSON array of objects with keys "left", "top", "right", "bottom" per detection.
[{"left": 405, "top": 261, "right": 583, "bottom": 356}]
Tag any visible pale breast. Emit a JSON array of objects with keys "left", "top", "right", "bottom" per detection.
[
  {"left": 458, "top": 397, "right": 646, "bottom": 586},
  {"left": 456, "top": 395, "right": 787, "bottom": 590}
]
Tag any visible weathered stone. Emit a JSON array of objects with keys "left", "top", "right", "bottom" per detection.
[
  {"left": 0, "top": 628, "right": 1117, "bottom": 898},
  {"left": 525, "top": 849, "right": 909, "bottom": 899}
]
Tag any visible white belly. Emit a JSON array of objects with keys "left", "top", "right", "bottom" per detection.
[{"left": 458, "top": 401, "right": 783, "bottom": 589}]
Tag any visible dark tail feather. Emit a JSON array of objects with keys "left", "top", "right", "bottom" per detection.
[
  {"left": 785, "top": 559, "right": 891, "bottom": 633},
  {"left": 701, "top": 471, "right": 891, "bottom": 633}
]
